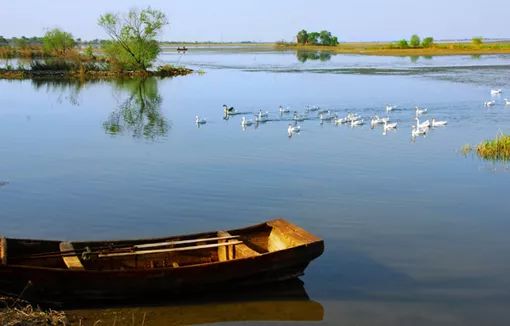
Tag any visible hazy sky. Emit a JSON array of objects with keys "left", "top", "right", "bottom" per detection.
[{"left": 1, "top": 0, "right": 508, "bottom": 42}]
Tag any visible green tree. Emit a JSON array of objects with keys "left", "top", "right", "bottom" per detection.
[
  {"left": 307, "top": 32, "right": 320, "bottom": 45},
  {"left": 398, "top": 39, "right": 409, "bottom": 48},
  {"left": 0, "top": 36, "right": 8, "bottom": 45},
  {"left": 472, "top": 37, "right": 483, "bottom": 45},
  {"left": 410, "top": 34, "right": 421, "bottom": 48},
  {"left": 421, "top": 36, "right": 434, "bottom": 48},
  {"left": 319, "top": 30, "right": 332, "bottom": 45},
  {"left": 98, "top": 7, "right": 168, "bottom": 71},
  {"left": 42, "top": 28, "right": 76, "bottom": 56},
  {"left": 296, "top": 29, "right": 308, "bottom": 44}
]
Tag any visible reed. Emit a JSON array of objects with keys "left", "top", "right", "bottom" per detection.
[
  {"left": 476, "top": 133, "right": 510, "bottom": 161},
  {"left": 0, "top": 297, "right": 67, "bottom": 325}
]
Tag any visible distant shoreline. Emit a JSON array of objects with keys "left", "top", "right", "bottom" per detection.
[{"left": 159, "top": 41, "right": 510, "bottom": 56}]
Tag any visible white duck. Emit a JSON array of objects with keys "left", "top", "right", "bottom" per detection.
[
  {"left": 279, "top": 106, "right": 290, "bottom": 114},
  {"left": 484, "top": 100, "right": 496, "bottom": 107},
  {"left": 255, "top": 111, "right": 269, "bottom": 123},
  {"left": 415, "top": 117, "right": 430, "bottom": 129},
  {"left": 491, "top": 89, "right": 502, "bottom": 95},
  {"left": 383, "top": 120, "right": 397, "bottom": 131},
  {"left": 293, "top": 112, "right": 306, "bottom": 121},
  {"left": 370, "top": 115, "right": 389, "bottom": 125},
  {"left": 386, "top": 105, "right": 397, "bottom": 112},
  {"left": 288, "top": 123, "right": 300, "bottom": 134},
  {"left": 241, "top": 116, "right": 253, "bottom": 127},
  {"left": 320, "top": 112, "right": 336, "bottom": 122},
  {"left": 351, "top": 119, "right": 364, "bottom": 127},
  {"left": 415, "top": 107, "right": 428, "bottom": 116},
  {"left": 431, "top": 118, "right": 447, "bottom": 127},
  {"left": 411, "top": 125, "right": 427, "bottom": 137},
  {"left": 334, "top": 117, "right": 348, "bottom": 125},
  {"left": 195, "top": 115, "right": 206, "bottom": 125},
  {"left": 306, "top": 105, "right": 319, "bottom": 112}
]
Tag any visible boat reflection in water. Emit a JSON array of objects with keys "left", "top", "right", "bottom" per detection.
[{"left": 66, "top": 279, "right": 323, "bottom": 325}]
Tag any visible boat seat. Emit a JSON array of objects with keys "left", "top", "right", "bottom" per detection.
[
  {"left": 218, "top": 231, "right": 245, "bottom": 261},
  {"left": 60, "top": 241, "right": 85, "bottom": 270}
]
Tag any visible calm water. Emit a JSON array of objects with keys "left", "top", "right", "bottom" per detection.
[{"left": 1, "top": 49, "right": 510, "bottom": 325}]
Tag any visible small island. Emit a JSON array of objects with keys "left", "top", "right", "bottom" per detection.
[{"left": 0, "top": 7, "right": 192, "bottom": 81}]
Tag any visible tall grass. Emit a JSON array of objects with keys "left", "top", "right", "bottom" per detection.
[{"left": 476, "top": 133, "right": 510, "bottom": 161}]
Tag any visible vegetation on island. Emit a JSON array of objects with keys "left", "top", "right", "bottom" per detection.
[
  {"left": 274, "top": 30, "right": 510, "bottom": 56},
  {"left": 0, "top": 7, "right": 192, "bottom": 80},
  {"left": 462, "top": 133, "right": 510, "bottom": 161},
  {"left": 296, "top": 30, "right": 339, "bottom": 46},
  {"left": 98, "top": 7, "right": 168, "bottom": 71}
]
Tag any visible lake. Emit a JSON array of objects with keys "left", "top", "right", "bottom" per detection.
[{"left": 1, "top": 47, "right": 510, "bottom": 325}]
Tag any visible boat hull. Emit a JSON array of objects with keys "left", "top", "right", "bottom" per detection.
[{"left": 0, "top": 219, "right": 324, "bottom": 304}]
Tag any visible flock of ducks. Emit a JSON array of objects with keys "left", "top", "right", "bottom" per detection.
[
  {"left": 192, "top": 88, "right": 507, "bottom": 139},
  {"left": 484, "top": 89, "right": 510, "bottom": 107},
  {"left": 193, "top": 104, "right": 449, "bottom": 139}
]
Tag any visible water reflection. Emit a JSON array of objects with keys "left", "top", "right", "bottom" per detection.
[
  {"left": 31, "top": 79, "right": 88, "bottom": 106},
  {"left": 66, "top": 279, "right": 323, "bottom": 325},
  {"left": 103, "top": 78, "right": 168, "bottom": 140},
  {"left": 296, "top": 50, "right": 332, "bottom": 63}
]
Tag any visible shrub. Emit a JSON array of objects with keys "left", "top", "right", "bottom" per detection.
[
  {"left": 472, "top": 37, "right": 483, "bottom": 45},
  {"left": 422, "top": 37, "right": 434, "bottom": 48},
  {"left": 410, "top": 34, "right": 421, "bottom": 48},
  {"left": 397, "top": 39, "right": 409, "bottom": 48}
]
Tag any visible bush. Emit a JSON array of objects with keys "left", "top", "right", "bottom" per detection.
[
  {"left": 421, "top": 37, "right": 434, "bottom": 48},
  {"left": 410, "top": 34, "right": 421, "bottom": 48},
  {"left": 472, "top": 37, "right": 483, "bottom": 45},
  {"left": 397, "top": 39, "right": 409, "bottom": 48},
  {"left": 42, "top": 28, "right": 76, "bottom": 56}
]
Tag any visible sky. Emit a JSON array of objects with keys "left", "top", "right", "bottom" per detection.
[{"left": 1, "top": 0, "right": 509, "bottom": 42}]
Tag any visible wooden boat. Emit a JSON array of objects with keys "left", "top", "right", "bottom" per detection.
[{"left": 0, "top": 219, "right": 324, "bottom": 304}]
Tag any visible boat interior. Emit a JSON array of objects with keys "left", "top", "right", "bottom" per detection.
[{"left": 0, "top": 219, "right": 319, "bottom": 271}]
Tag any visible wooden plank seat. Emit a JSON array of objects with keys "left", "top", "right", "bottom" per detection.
[
  {"left": 98, "top": 240, "right": 243, "bottom": 258},
  {"left": 60, "top": 241, "right": 85, "bottom": 270}
]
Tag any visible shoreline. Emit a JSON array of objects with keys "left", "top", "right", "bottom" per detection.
[
  {"left": 274, "top": 43, "right": 510, "bottom": 56},
  {"left": 0, "top": 66, "right": 193, "bottom": 81}
]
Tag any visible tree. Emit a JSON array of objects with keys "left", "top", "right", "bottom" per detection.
[
  {"left": 472, "top": 37, "right": 483, "bottom": 45},
  {"left": 319, "top": 30, "right": 332, "bottom": 45},
  {"left": 0, "top": 36, "right": 7, "bottom": 45},
  {"left": 398, "top": 39, "right": 409, "bottom": 48},
  {"left": 421, "top": 36, "right": 434, "bottom": 48},
  {"left": 42, "top": 28, "right": 76, "bottom": 56},
  {"left": 410, "top": 34, "right": 421, "bottom": 48},
  {"left": 296, "top": 29, "right": 308, "bottom": 45},
  {"left": 98, "top": 7, "right": 168, "bottom": 71},
  {"left": 307, "top": 32, "right": 320, "bottom": 45}
]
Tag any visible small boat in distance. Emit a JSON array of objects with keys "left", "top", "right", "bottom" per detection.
[{"left": 0, "top": 219, "right": 324, "bottom": 304}]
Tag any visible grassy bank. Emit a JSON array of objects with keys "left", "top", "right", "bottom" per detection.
[{"left": 275, "top": 42, "right": 510, "bottom": 56}]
